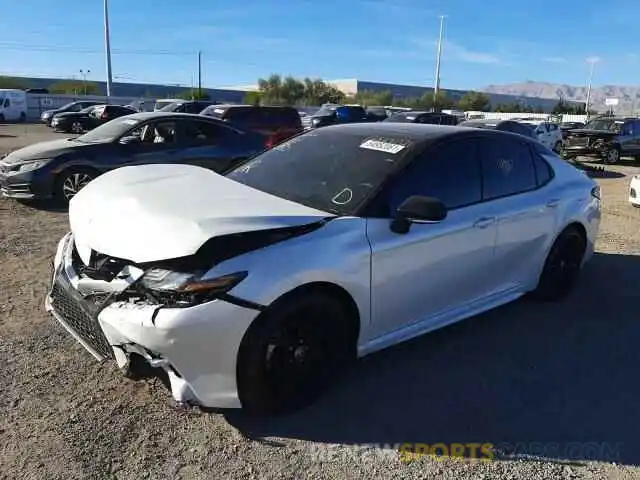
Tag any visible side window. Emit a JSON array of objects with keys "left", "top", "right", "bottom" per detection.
[
  {"left": 182, "top": 120, "right": 232, "bottom": 145},
  {"left": 479, "top": 137, "right": 537, "bottom": 200},
  {"left": 533, "top": 154, "right": 553, "bottom": 186},
  {"left": 633, "top": 120, "right": 640, "bottom": 135},
  {"left": 135, "top": 120, "right": 177, "bottom": 144},
  {"left": 380, "top": 139, "right": 482, "bottom": 215},
  {"left": 621, "top": 121, "right": 634, "bottom": 136}
]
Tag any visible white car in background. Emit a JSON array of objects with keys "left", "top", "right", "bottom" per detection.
[
  {"left": 629, "top": 175, "right": 640, "bottom": 207},
  {"left": 518, "top": 120, "right": 564, "bottom": 152},
  {"left": 45, "top": 123, "right": 601, "bottom": 415}
]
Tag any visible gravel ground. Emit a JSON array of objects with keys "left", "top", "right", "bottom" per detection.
[{"left": 2, "top": 124, "right": 640, "bottom": 479}]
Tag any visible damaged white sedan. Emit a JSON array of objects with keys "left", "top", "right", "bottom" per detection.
[{"left": 46, "top": 123, "right": 600, "bottom": 414}]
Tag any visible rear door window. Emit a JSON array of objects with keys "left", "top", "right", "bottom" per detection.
[
  {"left": 479, "top": 137, "right": 537, "bottom": 200},
  {"left": 181, "top": 119, "right": 238, "bottom": 145},
  {"left": 224, "top": 107, "right": 255, "bottom": 127}
]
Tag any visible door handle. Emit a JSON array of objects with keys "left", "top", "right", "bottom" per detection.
[
  {"left": 473, "top": 216, "right": 495, "bottom": 229},
  {"left": 546, "top": 199, "right": 560, "bottom": 208}
]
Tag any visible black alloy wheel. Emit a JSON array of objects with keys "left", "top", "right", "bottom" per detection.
[{"left": 237, "top": 291, "right": 356, "bottom": 415}]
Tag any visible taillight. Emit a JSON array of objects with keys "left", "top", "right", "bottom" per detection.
[
  {"left": 591, "top": 186, "right": 601, "bottom": 199},
  {"left": 265, "top": 135, "right": 277, "bottom": 149}
]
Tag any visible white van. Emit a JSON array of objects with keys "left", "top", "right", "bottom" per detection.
[{"left": 0, "top": 89, "right": 27, "bottom": 122}]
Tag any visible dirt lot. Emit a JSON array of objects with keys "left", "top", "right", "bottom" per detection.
[{"left": 2, "top": 124, "right": 640, "bottom": 479}]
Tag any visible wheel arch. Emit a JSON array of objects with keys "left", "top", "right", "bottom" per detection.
[{"left": 265, "top": 281, "right": 362, "bottom": 345}]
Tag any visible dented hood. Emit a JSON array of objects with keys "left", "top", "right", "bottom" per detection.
[{"left": 68, "top": 164, "right": 333, "bottom": 263}]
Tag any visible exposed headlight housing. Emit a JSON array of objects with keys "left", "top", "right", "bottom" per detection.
[
  {"left": 140, "top": 269, "right": 248, "bottom": 307},
  {"left": 15, "top": 159, "right": 50, "bottom": 173}
]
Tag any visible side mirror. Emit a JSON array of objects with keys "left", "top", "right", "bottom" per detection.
[
  {"left": 119, "top": 135, "right": 141, "bottom": 145},
  {"left": 390, "top": 195, "right": 447, "bottom": 234}
]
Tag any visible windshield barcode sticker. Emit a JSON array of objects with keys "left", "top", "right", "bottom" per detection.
[{"left": 360, "top": 139, "right": 406, "bottom": 154}]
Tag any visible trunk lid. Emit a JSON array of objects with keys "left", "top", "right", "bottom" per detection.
[{"left": 68, "top": 164, "right": 333, "bottom": 264}]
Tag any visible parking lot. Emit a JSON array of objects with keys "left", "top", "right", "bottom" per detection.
[{"left": 2, "top": 123, "right": 640, "bottom": 479}]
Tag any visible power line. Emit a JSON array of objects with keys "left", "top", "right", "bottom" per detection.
[{"left": 0, "top": 42, "right": 198, "bottom": 56}]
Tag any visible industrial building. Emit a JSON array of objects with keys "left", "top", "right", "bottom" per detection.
[{"left": 11, "top": 75, "right": 567, "bottom": 110}]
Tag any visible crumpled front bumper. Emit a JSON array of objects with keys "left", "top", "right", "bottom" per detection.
[{"left": 45, "top": 233, "right": 261, "bottom": 409}]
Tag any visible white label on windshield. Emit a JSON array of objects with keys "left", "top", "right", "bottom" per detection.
[
  {"left": 405, "top": 116, "right": 415, "bottom": 120},
  {"left": 214, "top": 108, "right": 225, "bottom": 114},
  {"left": 122, "top": 119, "right": 139, "bottom": 125},
  {"left": 360, "top": 139, "right": 406, "bottom": 154}
]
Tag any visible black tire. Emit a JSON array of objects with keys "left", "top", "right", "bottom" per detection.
[
  {"left": 603, "top": 145, "right": 620, "bottom": 164},
  {"left": 553, "top": 141, "right": 562, "bottom": 154},
  {"left": 532, "top": 227, "right": 586, "bottom": 302},
  {"left": 53, "top": 167, "right": 98, "bottom": 206},
  {"left": 237, "top": 290, "right": 357, "bottom": 415},
  {"left": 70, "top": 121, "right": 84, "bottom": 134}
]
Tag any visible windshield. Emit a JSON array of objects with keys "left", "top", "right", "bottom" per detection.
[
  {"left": 585, "top": 119, "right": 621, "bottom": 132},
  {"left": 154, "top": 100, "right": 176, "bottom": 110},
  {"left": 226, "top": 130, "right": 415, "bottom": 215},
  {"left": 313, "top": 106, "right": 338, "bottom": 116},
  {"left": 75, "top": 116, "right": 141, "bottom": 143},
  {"left": 159, "top": 102, "right": 183, "bottom": 112}
]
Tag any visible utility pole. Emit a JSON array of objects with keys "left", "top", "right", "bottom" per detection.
[
  {"left": 104, "top": 0, "right": 113, "bottom": 100},
  {"left": 433, "top": 15, "right": 446, "bottom": 112},
  {"left": 584, "top": 57, "right": 598, "bottom": 120},
  {"left": 197, "top": 51, "right": 202, "bottom": 98},
  {"left": 79, "top": 69, "right": 90, "bottom": 95}
]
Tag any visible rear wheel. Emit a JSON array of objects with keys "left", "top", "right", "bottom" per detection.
[
  {"left": 237, "top": 291, "right": 357, "bottom": 415},
  {"left": 54, "top": 168, "right": 97, "bottom": 205},
  {"left": 532, "top": 227, "right": 586, "bottom": 301}
]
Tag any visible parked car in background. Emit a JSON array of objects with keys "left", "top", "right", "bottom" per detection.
[
  {"left": 562, "top": 116, "right": 640, "bottom": 164},
  {"left": 201, "top": 104, "right": 303, "bottom": 147},
  {"left": 559, "top": 121, "right": 586, "bottom": 139},
  {"left": 517, "top": 120, "right": 563, "bottom": 152},
  {"left": 45, "top": 123, "right": 600, "bottom": 414},
  {"left": 302, "top": 104, "right": 369, "bottom": 129},
  {"left": 385, "top": 111, "right": 458, "bottom": 125},
  {"left": 0, "top": 112, "right": 267, "bottom": 205},
  {"left": 40, "top": 101, "right": 103, "bottom": 126},
  {"left": 441, "top": 109, "right": 466, "bottom": 123},
  {"left": 0, "top": 89, "right": 28, "bottom": 122},
  {"left": 159, "top": 100, "right": 217, "bottom": 114},
  {"left": 153, "top": 99, "right": 181, "bottom": 111},
  {"left": 365, "top": 106, "right": 389, "bottom": 122},
  {"left": 458, "top": 119, "right": 537, "bottom": 139},
  {"left": 51, "top": 105, "right": 138, "bottom": 134}
]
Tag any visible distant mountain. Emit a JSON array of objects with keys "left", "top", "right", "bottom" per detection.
[{"left": 481, "top": 81, "right": 640, "bottom": 113}]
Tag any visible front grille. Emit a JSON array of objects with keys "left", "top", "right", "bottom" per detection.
[{"left": 50, "top": 280, "right": 114, "bottom": 359}]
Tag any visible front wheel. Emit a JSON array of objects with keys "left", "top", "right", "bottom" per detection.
[
  {"left": 237, "top": 291, "right": 356, "bottom": 415},
  {"left": 553, "top": 141, "right": 563, "bottom": 154},
  {"left": 70, "top": 121, "right": 84, "bottom": 134},
  {"left": 603, "top": 146, "right": 620, "bottom": 164},
  {"left": 54, "top": 168, "right": 97, "bottom": 206},
  {"left": 532, "top": 227, "right": 586, "bottom": 302}
]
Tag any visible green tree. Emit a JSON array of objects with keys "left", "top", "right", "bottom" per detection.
[
  {"left": 244, "top": 91, "right": 263, "bottom": 106},
  {"left": 178, "top": 88, "right": 210, "bottom": 100},
  {"left": 457, "top": 91, "right": 491, "bottom": 111},
  {"left": 49, "top": 80, "right": 99, "bottom": 95},
  {"left": 0, "top": 76, "right": 29, "bottom": 89},
  {"left": 257, "top": 75, "right": 344, "bottom": 105}
]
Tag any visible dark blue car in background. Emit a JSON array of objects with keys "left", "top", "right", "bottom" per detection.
[{"left": 0, "top": 112, "right": 267, "bottom": 205}]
